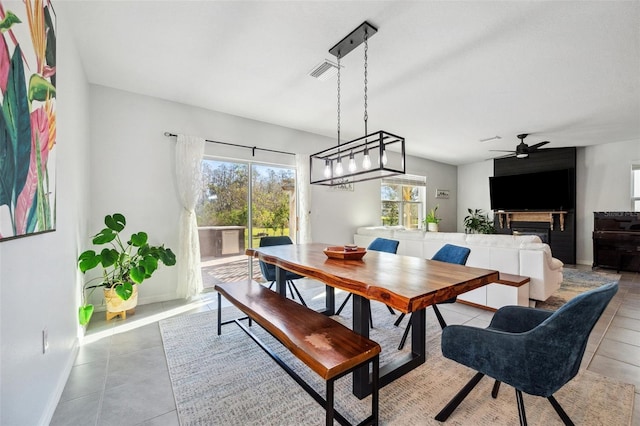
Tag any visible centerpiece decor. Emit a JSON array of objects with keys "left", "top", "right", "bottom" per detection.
[{"left": 323, "top": 245, "right": 367, "bottom": 260}]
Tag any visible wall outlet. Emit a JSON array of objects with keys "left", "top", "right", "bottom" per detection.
[{"left": 42, "top": 328, "right": 48, "bottom": 354}]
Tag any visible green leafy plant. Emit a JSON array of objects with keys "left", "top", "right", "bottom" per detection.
[
  {"left": 77, "top": 213, "right": 176, "bottom": 325},
  {"left": 425, "top": 205, "right": 442, "bottom": 224},
  {"left": 463, "top": 208, "right": 495, "bottom": 234}
]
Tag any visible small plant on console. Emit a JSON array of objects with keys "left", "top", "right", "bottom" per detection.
[{"left": 463, "top": 208, "right": 495, "bottom": 234}]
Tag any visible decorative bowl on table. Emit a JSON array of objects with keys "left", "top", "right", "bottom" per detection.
[{"left": 323, "top": 245, "right": 367, "bottom": 260}]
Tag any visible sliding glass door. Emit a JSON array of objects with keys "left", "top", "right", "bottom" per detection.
[
  {"left": 251, "top": 164, "right": 297, "bottom": 245},
  {"left": 196, "top": 158, "right": 296, "bottom": 290}
]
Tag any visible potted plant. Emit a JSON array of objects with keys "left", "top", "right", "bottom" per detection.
[
  {"left": 425, "top": 205, "right": 442, "bottom": 232},
  {"left": 77, "top": 213, "right": 176, "bottom": 325},
  {"left": 463, "top": 208, "right": 495, "bottom": 234}
]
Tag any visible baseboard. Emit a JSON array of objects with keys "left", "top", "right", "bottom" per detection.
[
  {"left": 457, "top": 299, "right": 496, "bottom": 312},
  {"left": 38, "top": 337, "right": 80, "bottom": 426},
  {"left": 92, "top": 291, "right": 179, "bottom": 313},
  {"left": 137, "top": 292, "right": 178, "bottom": 306}
]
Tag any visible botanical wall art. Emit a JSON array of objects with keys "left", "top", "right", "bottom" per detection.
[{"left": 0, "top": 0, "right": 56, "bottom": 241}]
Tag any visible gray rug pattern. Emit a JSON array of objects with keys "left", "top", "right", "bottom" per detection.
[
  {"left": 160, "top": 284, "right": 634, "bottom": 425},
  {"left": 536, "top": 268, "right": 621, "bottom": 311}
]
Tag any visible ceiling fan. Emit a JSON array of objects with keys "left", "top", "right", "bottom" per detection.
[{"left": 491, "top": 134, "right": 550, "bottom": 159}]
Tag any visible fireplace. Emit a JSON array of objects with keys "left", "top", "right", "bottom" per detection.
[{"left": 512, "top": 227, "right": 550, "bottom": 244}]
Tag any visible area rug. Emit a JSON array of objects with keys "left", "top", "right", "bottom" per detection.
[
  {"left": 535, "top": 268, "right": 621, "bottom": 311},
  {"left": 159, "top": 294, "right": 634, "bottom": 425}
]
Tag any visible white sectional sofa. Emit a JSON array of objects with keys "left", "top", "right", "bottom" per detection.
[{"left": 353, "top": 226, "right": 564, "bottom": 310}]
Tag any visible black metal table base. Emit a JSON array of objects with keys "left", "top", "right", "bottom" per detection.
[
  {"left": 274, "top": 267, "right": 427, "bottom": 400},
  {"left": 352, "top": 294, "right": 426, "bottom": 399},
  {"left": 222, "top": 317, "right": 379, "bottom": 426}
]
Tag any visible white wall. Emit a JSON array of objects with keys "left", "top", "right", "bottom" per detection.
[
  {"left": 406, "top": 155, "right": 458, "bottom": 232},
  {"left": 89, "top": 86, "right": 461, "bottom": 301},
  {"left": 0, "top": 5, "right": 92, "bottom": 424},
  {"left": 88, "top": 85, "right": 340, "bottom": 305},
  {"left": 576, "top": 140, "right": 640, "bottom": 264},
  {"left": 310, "top": 178, "right": 381, "bottom": 244},
  {"left": 457, "top": 139, "right": 640, "bottom": 265},
  {"left": 310, "top": 151, "right": 458, "bottom": 243},
  {"left": 457, "top": 159, "right": 494, "bottom": 231}
]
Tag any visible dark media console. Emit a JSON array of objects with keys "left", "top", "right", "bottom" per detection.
[{"left": 593, "top": 212, "right": 640, "bottom": 272}]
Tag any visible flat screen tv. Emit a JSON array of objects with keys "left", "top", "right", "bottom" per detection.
[{"left": 489, "top": 169, "right": 574, "bottom": 211}]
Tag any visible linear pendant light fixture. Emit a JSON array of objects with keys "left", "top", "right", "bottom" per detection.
[{"left": 310, "top": 21, "right": 405, "bottom": 186}]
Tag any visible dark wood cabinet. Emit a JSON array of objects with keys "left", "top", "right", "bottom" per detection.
[{"left": 593, "top": 212, "right": 640, "bottom": 272}]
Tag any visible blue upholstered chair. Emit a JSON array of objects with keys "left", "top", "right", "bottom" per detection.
[
  {"left": 367, "top": 237, "right": 400, "bottom": 254},
  {"left": 395, "top": 244, "right": 471, "bottom": 350},
  {"left": 435, "top": 281, "right": 618, "bottom": 425},
  {"left": 335, "top": 238, "right": 400, "bottom": 325},
  {"left": 258, "top": 236, "right": 307, "bottom": 306}
]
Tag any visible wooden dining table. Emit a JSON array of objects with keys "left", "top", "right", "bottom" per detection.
[{"left": 246, "top": 242, "right": 500, "bottom": 399}]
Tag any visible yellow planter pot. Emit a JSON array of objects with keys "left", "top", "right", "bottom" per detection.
[{"left": 104, "top": 285, "right": 138, "bottom": 320}]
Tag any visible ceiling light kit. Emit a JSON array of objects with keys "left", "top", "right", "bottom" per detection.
[
  {"left": 310, "top": 21, "right": 405, "bottom": 186},
  {"left": 491, "top": 134, "right": 551, "bottom": 159}
]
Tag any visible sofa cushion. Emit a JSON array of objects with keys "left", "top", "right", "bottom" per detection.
[
  {"left": 520, "top": 242, "right": 552, "bottom": 256},
  {"left": 355, "top": 226, "right": 397, "bottom": 238},
  {"left": 551, "top": 257, "right": 564, "bottom": 270},
  {"left": 519, "top": 243, "right": 564, "bottom": 271},
  {"left": 423, "top": 232, "right": 466, "bottom": 242},
  {"left": 394, "top": 229, "right": 426, "bottom": 240},
  {"left": 464, "top": 234, "right": 517, "bottom": 247},
  {"left": 514, "top": 235, "right": 543, "bottom": 244},
  {"left": 355, "top": 227, "right": 563, "bottom": 304}
]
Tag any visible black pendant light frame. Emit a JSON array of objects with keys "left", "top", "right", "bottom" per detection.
[{"left": 310, "top": 21, "right": 406, "bottom": 186}]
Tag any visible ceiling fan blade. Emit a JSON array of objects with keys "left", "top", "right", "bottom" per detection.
[
  {"left": 489, "top": 150, "right": 516, "bottom": 153},
  {"left": 528, "top": 141, "right": 550, "bottom": 150},
  {"left": 492, "top": 153, "right": 516, "bottom": 159}
]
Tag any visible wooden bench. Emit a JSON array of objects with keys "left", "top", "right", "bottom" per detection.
[{"left": 215, "top": 280, "right": 381, "bottom": 426}]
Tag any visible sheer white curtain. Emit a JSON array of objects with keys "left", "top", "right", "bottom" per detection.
[
  {"left": 175, "top": 134, "right": 205, "bottom": 299},
  {"left": 295, "top": 154, "right": 312, "bottom": 243}
]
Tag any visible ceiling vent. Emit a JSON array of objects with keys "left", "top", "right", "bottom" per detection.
[
  {"left": 308, "top": 60, "right": 339, "bottom": 81},
  {"left": 479, "top": 135, "right": 502, "bottom": 143}
]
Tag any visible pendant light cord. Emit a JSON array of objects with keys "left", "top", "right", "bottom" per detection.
[
  {"left": 364, "top": 31, "right": 368, "bottom": 136},
  {"left": 337, "top": 53, "right": 341, "bottom": 149}
]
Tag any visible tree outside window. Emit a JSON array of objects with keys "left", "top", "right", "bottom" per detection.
[
  {"left": 197, "top": 160, "right": 296, "bottom": 242},
  {"left": 381, "top": 176, "right": 426, "bottom": 229}
]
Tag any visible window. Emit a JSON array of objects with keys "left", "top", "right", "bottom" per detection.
[
  {"left": 197, "top": 158, "right": 297, "bottom": 290},
  {"left": 381, "top": 175, "right": 426, "bottom": 229},
  {"left": 197, "top": 159, "right": 296, "bottom": 244},
  {"left": 633, "top": 164, "right": 640, "bottom": 211}
]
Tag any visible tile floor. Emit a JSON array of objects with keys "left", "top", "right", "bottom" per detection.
[{"left": 51, "top": 265, "right": 639, "bottom": 425}]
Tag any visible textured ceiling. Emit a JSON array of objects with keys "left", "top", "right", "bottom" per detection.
[{"left": 61, "top": 1, "right": 640, "bottom": 165}]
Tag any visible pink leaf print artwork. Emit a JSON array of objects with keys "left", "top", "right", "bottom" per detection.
[
  {"left": 0, "top": 34, "right": 9, "bottom": 93},
  {"left": 15, "top": 106, "right": 49, "bottom": 234}
]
